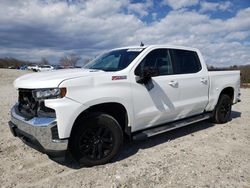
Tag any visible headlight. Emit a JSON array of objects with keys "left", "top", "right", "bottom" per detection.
[{"left": 32, "top": 88, "right": 67, "bottom": 100}]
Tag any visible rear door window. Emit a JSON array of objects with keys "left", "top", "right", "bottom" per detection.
[{"left": 170, "top": 49, "right": 201, "bottom": 74}]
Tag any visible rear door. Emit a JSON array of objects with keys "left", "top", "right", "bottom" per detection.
[{"left": 169, "top": 49, "right": 209, "bottom": 118}]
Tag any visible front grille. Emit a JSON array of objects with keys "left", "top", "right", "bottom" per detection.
[
  {"left": 18, "top": 89, "right": 38, "bottom": 119},
  {"left": 18, "top": 89, "right": 55, "bottom": 119}
]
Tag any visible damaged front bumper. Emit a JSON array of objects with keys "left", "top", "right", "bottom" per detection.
[{"left": 9, "top": 104, "right": 68, "bottom": 157}]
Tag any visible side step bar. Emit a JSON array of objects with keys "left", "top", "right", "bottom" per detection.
[{"left": 133, "top": 113, "right": 212, "bottom": 141}]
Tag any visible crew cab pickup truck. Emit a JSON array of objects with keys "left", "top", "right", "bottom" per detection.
[{"left": 9, "top": 45, "right": 241, "bottom": 166}]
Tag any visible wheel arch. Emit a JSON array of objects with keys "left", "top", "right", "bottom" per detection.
[
  {"left": 70, "top": 102, "right": 131, "bottom": 139},
  {"left": 219, "top": 87, "right": 234, "bottom": 103},
  {"left": 212, "top": 86, "right": 234, "bottom": 110},
  {"left": 212, "top": 87, "right": 233, "bottom": 124}
]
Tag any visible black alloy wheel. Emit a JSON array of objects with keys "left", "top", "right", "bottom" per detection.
[
  {"left": 213, "top": 94, "right": 232, "bottom": 124},
  {"left": 69, "top": 113, "right": 123, "bottom": 166},
  {"left": 78, "top": 125, "right": 114, "bottom": 160}
]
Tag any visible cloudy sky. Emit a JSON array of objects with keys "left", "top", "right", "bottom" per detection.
[{"left": 0, "top": 0, "right": 250, "bottom": 66}]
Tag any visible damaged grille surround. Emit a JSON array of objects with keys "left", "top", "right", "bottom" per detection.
[{"left": 18, "top": 89, "right": 56, "bottom": 120}]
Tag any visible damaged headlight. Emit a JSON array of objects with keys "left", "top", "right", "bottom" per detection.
[{"left": 32, "top": 88, "right": 67, "bottom": 100}]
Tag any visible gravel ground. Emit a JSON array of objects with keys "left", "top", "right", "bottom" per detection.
[{"left": 0, "top": 69, "right": 249, "bottom": 188}]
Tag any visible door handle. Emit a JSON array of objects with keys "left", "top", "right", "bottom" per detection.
[
  {"left": 169, "top": 80, "right": 178, "bottom": 87},
  {"left": 200, "top": 78, "right": 207, "bottom": 84}
]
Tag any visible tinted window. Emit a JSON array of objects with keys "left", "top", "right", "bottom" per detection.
[
  {"left": 40, "top": 65, "right": 51, "bottom": 68},
  {"left": 171, "top": 49, "right": 201, "bottom": 74},
  {"left": 135, "top": 49, "right": 173, "bottom": 76}
]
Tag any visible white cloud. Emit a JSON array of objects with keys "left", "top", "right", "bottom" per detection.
[
  {"left": 162, "top": 0, "right": 199, "bottom": 10},
  {"left": 127, "top": 0, "right": 153, "bottom": 17},
  {"left": 127, "top": 8, "right": 250, "bottom": 66},
  {"left": 0, "top": 0, "right": 250, "bottom": 66},
  {"left": 219, "top": 1, "right": 233, "bottom": 11},
  {"left": 127, "top": 3, "right": 149, "bottom": 17},
  {"left": 83, "top": 0, "right": 128, "bottom": 17},
  {"left": 0, "top": 0, "right": 143, "bottom": 53},
  {"left": 0, "top": 47, "right": 67, "bottom": 61},
  {"left": 200, "top": 1, "right": 233, "bottom": 13}
]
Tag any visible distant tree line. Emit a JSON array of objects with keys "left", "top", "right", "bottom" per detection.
[
  {"left": 0, "top": 57, "right": 32, "bottom": 68},
  {"left": 0, "top": 57, "right": 51, "bottom": 68},
  {"left": 59, "top": 53, "right": 81, "bottom": 67},
  {"left": 240, "top": 65, "right": 250, "bottom": 83},
  {"left": 208, "top": 64, "right": 250, "bottom": 83},
  {"left": 0, "top": 54, "right": 92, "bottom": 69}
]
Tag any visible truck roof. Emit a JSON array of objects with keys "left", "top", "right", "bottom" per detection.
[{"left": 112, "top": 45, "right": 199, "bottom": 52}]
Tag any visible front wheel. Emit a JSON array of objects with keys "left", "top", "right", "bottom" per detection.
[
  {"left": 69, "top": 113, "right": 123, "bottom": 166},
  {"left": 212, "top": 94, "right": 232, "bottom": 124}
]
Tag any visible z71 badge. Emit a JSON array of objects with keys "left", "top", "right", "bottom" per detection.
[{"left": 112, "top": 76, "right": 127, "bottom": 80}]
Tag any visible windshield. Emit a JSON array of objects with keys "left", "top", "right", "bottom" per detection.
[{"left": 84, "top": 48, "right": 144, "bottom": 71}]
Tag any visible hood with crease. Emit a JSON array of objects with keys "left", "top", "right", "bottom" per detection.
[{"left": 14, "top": 69, "right": 105, "bottom": 89}]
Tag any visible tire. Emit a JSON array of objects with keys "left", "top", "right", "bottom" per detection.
[
  {"left": 69, "top": 113, "right": 123, "bottom": 166},
  {"left": 212, "top": 94, "right": 232, "bottom": 124}
]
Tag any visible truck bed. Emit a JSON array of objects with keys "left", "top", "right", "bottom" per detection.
[{"left": 205, "top": 70, "right": 240, "bottom": 111}]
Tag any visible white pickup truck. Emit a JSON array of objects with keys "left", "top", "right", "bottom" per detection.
[
  {"left": 27, "top": 65, "right": 54, "bottom": 72},
  {"left": 9, "top": 45, "right": 240, "bottom": 166}
]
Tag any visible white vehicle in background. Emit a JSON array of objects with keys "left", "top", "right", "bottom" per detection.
[
  {"left": 37, "top": 65, "right": 54, "bottom": 72},
  {"left": 9, "top": 45, "right": 241, "bottom": 166},
  {"left": 27, "top": 65, "right": 39, "bottom": 72}
]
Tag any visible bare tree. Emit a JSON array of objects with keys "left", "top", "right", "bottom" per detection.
[
  {"left": 59, "top": 54, "right": 81, "bottom": 67},
  {"left": 40, "top": 57, "right": 49, "bottom": 65}
]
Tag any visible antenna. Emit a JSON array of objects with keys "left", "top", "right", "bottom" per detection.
[{"left": 140, "top": 42, "right": 144, "bottom": 47}]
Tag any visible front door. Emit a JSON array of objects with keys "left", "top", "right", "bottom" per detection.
[{"left": 131, "top": 49, "right": 181, "bottom": 132}]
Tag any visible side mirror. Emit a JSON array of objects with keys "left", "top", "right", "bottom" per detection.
[{"left": 136, "top": 67, "right": 159, "bottom": 84}]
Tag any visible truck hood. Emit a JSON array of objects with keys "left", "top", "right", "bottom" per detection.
[{"left": 14, "top": 69, "right": 105, "bottom": 89}]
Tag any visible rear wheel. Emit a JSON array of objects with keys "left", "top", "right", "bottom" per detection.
[
  {"left": 69, "top": 113, "right": 123, "bottom": 166},
  {"left": 212, "top": 94, "right": 232, "bottom": 124}
]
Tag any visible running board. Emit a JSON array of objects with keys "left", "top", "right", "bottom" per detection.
[{"left": 133, "top": 113, "right": 212, "bottom": 141}]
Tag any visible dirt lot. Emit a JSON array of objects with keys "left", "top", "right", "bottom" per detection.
[{"left": 0, "top": 69, "right": 249, "bottom": 188}]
